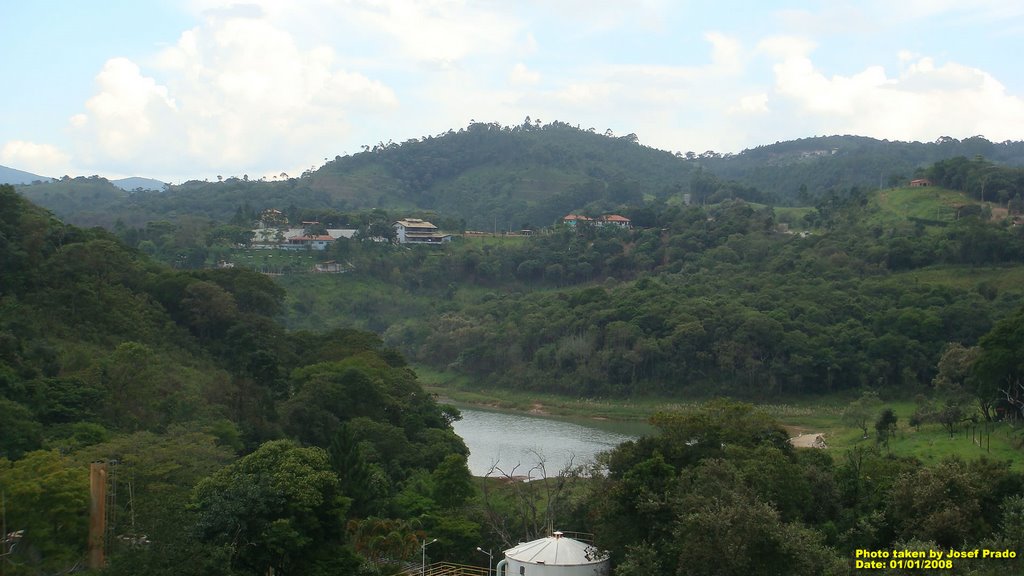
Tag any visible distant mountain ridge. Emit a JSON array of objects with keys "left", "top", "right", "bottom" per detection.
[
  {"left": 11, "top": 124, "right": 1024, "bottom": 229},
  {"left": 111, "top": 176, "right": 168, "bottom": 191},
  {"left": 0, "top": 164, "right": 51, "bottom": 185},
  {"left": 2, "top": 164, "right": 166, "bottom": 191}
]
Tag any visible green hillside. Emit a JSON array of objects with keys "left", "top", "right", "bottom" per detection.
[
  {"left": 0, "top": 185, "right": 472, "bottom": 575},
  {"left": 16, "top": 175, "right": 130, "bottom": 226},
  {"left": 17, "top": 128, "right": 1024, "bottom": 234},
  {"left": 266, "top": 183, "right": 1024, "bottom": 404},
  {"left": 700, "top": 134, "right": 1024, "bottom": 203},
  {"left": 872, "top": 186, "right": 970, "bottom": 224},
  {"left": 7, "top": 146, "right": 1024, "bottom": 574},
  {"left": 15, "top": 121, "right": 700, "bottom": 230}
]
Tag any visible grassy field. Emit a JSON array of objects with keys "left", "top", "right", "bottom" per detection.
[
  {"left": 773, "top": 206, "right": 815, "bottom": 226},
  {"left": 416, "top": 367, "right": 1024, "bottom": 470},
  {"left": 457, "top": 234, "right": 531, "bottom": 247},
  {"left": 869, "top": 186, "right": 977, "bottom": 228},
  {"left": 215, "top": 248, "right": 326, "bottom": 273},
  {"left": 888, "top": 264, "right": 1024, "bottom": 293},
  {"left": 813, "top": 400, "right": 1023, "bottom": 470}
]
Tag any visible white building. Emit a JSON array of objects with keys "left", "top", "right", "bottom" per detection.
[
  {"left": 281, "top": 235, "right": 334, "bottom": 251},
  {"left": 393, "top": 218, "right": 452, "bottom": 245}
]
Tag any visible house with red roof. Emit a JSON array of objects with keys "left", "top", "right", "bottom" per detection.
[
  {"left": 562, "top": 214, "right": 631, "bottom": 228},
  {"left": 600, "top": 214, "right": 632, "bottom": 228}
]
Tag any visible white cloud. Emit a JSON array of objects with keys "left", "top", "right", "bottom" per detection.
[
  {"left": 346, "top": 0, "right": 521, "bottom": 67},
  {"left": 898, "top": 50, "right": 919, "bottom": 63},
  {"left": 705, "top": 32, "right": 743, "bottom": 75},
  {"left": 533, "top": 0, "right": 671, "bottom": 34},
  {"left": 73, "top": 58, "right": 182, "bottom": 166},
  {"left": 21, "top": 0, "right": 1023, "bottom": 182},
  {"left": 1, "top": 141, "right": 71, "bottom": 177},
  {"left": 69, "top": 10, "right": 398, "bottom": 179},
  {"left": 766, "top": 48, "right": 1024, "bottom": 142},
  {"left": 552, "top": 82, "right": 615, "bottom": 106},
  {"left": 757, "top": 36, "right": 816, "bottom": 60},
  {"left": 729, "top": 93, "right": 770, "bottom": 115},
  {"left": 509, "top": 62, "right": 541, "bottom": 85}
]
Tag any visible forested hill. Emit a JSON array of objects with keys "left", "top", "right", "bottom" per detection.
[
  {"left": 15, "top": 125, "right": 1024, "bottom": 231},
  {"left": 698, "top": 135, "right": 1024, "bottom": 202},
  {"left": 0, "top": 185, "right": 472, "bottom": 575},
  {"left": 308, "top": 120, "right": 697, "bottom": 229},
  {"left": 18, "top": 121, "right": 698, "bottom": 230},
  {"left": 277, "top": 181, "right": 1024, "bottom": 405}
]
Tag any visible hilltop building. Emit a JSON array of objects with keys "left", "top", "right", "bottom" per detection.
[
  {"left": 393, "top": 218, "right": 452, "bottom": 244},
  {"left": 282, "top": 235, "right": 334, "bottom": 251},
  {"left": 561, "top": 214, "right": 632, "bottom": 229}
]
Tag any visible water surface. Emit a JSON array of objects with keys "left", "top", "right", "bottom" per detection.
[{"left": 451, "top": 406, "right": 651, "bottom": 477}]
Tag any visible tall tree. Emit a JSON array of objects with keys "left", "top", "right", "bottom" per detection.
[{"left": 191, "top": 440, "right": 359, "bottom": 575}]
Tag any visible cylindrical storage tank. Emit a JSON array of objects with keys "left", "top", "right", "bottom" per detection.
[{"left": 501, "top": 531, "right": 609, "bottom": 576}]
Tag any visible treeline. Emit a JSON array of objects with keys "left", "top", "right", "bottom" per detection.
[
  {"left": 16, "top": 131, "right": 1024, "bottom": 235},
  {"left": 0, "top": 185, "right": 482, "bottom": 575},
  {"left": 16, "top": 120, "right": 701, "bottom": 231},
  {"left": 700, "top": 135, "right": 1024, "bottom": 204},
  {"left": 926, "top": 156, "right": 1024, "bottom": 207}
]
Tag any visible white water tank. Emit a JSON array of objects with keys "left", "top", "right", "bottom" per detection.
[{"left": 498, "top": 532, "right": 609, "bottom": 576}]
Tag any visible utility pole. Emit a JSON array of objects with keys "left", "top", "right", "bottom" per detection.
[
  {"left": 421, "top": 537, "right": 437, "bottom": 576},
  {"left": 2, "top": 490, "right": 6, "bottom": 576},
  {"left": 476, "top": 547, "right": 493, "bottom": 576},
  {"left": 89, "top": 461, "right": 108, "bottom": 570}
]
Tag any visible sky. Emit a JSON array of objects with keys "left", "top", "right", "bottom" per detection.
[{"left": 2, "top": 0, "right": 1023, "bottom": 183}]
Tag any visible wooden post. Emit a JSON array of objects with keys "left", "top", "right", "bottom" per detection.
[
  {"left": 89, "top": 461, "right": 108, "bottom": 569},
  {"left": 2, "top": 489, "right": 7, "bottom": 576}
]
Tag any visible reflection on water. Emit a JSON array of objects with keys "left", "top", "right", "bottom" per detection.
[{"left": 451, "top": 407, "right": 648, "bottom": 477}]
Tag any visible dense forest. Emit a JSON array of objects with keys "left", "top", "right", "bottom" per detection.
[
  {"left": 16, "top": 126, "right": 1024, "bottom": 232},
  {"left": 0, "top": 185, "right": 484, "bottom": 575},
  {"left": 699, "top": 135, "right": 1024, "bottom": 202},
  {"left": 271, "top": 184, "right": 1024, "bottom": 415},
  {"left": 588, "top": 399, "right": 1024, "bottom": 576}
]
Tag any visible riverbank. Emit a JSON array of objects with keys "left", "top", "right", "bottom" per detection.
[
  {"left": 416, "top": 364, "right": 751, "bottom": 421},
  {"left": 415, "top": 365, "right": 847, "bottom": 424},
  {"left": 416, "top": 366, "right": 1024, "bottom": 470}
]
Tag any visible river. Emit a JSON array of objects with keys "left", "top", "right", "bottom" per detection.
[{"left": 451, "top": 406, "right": 652, "bottom": 477}]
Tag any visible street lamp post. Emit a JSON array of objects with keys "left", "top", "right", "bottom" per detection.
[
  {"left": 476, "top": 547, "right": 493, "bottom": 576},
  {"left": 421, "top": 538, "right": 437, "bottom": 576}
]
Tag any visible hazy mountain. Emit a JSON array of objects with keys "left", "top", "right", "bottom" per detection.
[
  {"left": 15, "top": 175, "right": 130, "bottom": 227},
  {"left": 112, "top": 176, "right": 168, "bottom": 191},
  {"left": 0, "top": 164, "right": 50, "bottom": 185}
]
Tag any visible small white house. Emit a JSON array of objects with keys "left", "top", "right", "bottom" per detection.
[
  {"left": 281, "top": 235, "right": 334, "bottom": 251},
  {"left": 393, "top": 218, "right": 451, "bottom": 245},
  {"left": 326, "top": 229, "right": 358, "bottom": 240}
]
